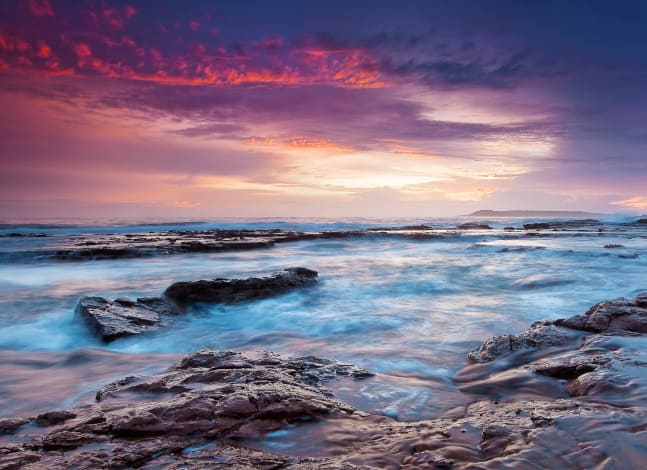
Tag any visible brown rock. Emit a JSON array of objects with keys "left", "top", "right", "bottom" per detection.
[
  {"left": 163, "top": 267, "right": 318, "bottom": 306},
  {"left": 467, "top": 321, "right": 580, "bottom": 362}
]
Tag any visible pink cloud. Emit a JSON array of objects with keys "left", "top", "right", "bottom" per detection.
[
  {"left": 190, "top": 21, "right": 200, "bottom": 32},
  {"left": 74, "top": 43, "right": 92, "bottom": 60},
  {"left": 28, "top": 0, "right": 54, "bottom": 18},
  {"left": 124, "top": 5, "right": 137, "bottom": 19},
  {"left": 36, "top": 42, "right": 51, "bottom": 58},
  {"left": 102, "top": 7, "right": 124, "bottom": 31}
]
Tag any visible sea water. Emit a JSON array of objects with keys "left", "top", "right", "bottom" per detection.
[{"left": 0, "top": 217, "right": 645, "bottom": 420}]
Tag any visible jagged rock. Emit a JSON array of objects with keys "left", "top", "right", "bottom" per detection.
[
  {"left": 555, "top": 294, "right": 647, "bottom": 333},
  {"left": 603, "top": 243, "right": 623, "bottom": 248},
  {"left": 633, "top": 218, "right": 647, "bottom": 224},
  {"left": 0, "top": 418, "right": 29, "bottom": 434},
  {"left": 75, "top": 296, "right": 179, "bottom": 341},
  {"left": 470, "top": 293, "right": 647, "bottom": 363},
  {"left": 35, "top": 410, "right": 77, "bottom": 427},
  {"left": 163, "top": 267, "right": 318, "bottom": 306},
  {"left": 0, "top": 350, "right": 371, "bottom": 469},
  {"left": 467, "top": 321, "right": 580, "bottom": 362},
  {"left": 77, "top": 268, "right": 318, "bottom": 341},
  {"left": 6, "top": 293, "right": 647, "bottom": 468}
]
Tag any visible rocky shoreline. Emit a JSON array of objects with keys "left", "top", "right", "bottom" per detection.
[
  {"left": 2, "top": 290, "right": 647, "bottom": 468},
  {"left": 3, "top": 218, "right": 645, "bottom": 263}
]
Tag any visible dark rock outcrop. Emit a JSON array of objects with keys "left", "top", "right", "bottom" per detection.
[
  {"left": 523, "top": 222, "right": 551, "bottom": 230},
  {"left": 164, "top": 267, "right": 318, "bottom": 307},
  {"left": 523, "top": 219, "right": 601, "bottom": 230},
  {"left": 456, "top": 222, "right": 493, "bottom": 230},
  {"left": 77, "top": 268, "right": 318, "bottom": 341}
]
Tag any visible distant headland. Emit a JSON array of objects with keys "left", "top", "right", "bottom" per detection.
[{"left": 466, "top": 210, "right": 608, "bottom": 218}]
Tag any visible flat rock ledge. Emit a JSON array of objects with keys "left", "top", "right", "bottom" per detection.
[{"left": 76, "top": 267, "right": 318, "bottom": 342}]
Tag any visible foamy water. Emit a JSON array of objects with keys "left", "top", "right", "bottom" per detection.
[{"left": 0, "top": 217, "right": 645, "bottom": 420}]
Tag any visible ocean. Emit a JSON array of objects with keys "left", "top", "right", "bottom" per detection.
[{"left": 0, "top": 216, "right": 645, "bottom": 424}]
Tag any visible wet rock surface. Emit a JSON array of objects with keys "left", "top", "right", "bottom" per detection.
[
  {"left": 455, "top": 222, "right": 492, "bottom": 230},
  {"left": 5, "top": 293, "right": 647, "bottom": 468},
  {"left": 523, "top": 219, "right": 601, "bottom": 230},
  {"left": 467, "top": 320, "right": 582, "bottom": 362},
  {"left": 0, "top": 350, "right": 371, "bottom": 469},
  {"left": 2, "top": 227, "right": 462, "bottom": 263},
  {"left": 77, "top": 268, "right": 318, "bottom": 341},
  {"left": 76, "top": 296, "right": 179, "bottom": 342},
  {"left": 164, "top": 267, "right": 318, "bottom": 306},
  {"left": 468, "top": 293, "right": 647, "bottom": 361}
]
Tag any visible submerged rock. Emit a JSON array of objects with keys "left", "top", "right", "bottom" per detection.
[
  {"left": 77, "top": 268, "right": 318, "bottom": 342},
  {"left": 164, "top": 267, "right": 318, "bottom": 306}
]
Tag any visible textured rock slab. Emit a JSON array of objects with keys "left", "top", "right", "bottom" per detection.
[
  {"left": 555, "top": 293, "right": 647, "bottom": 333},
  {"left": 76, "top": 296, "right": 179, "bottom": 342},
  {"left": 0, "top": 350, "right": 371, "bottom": 469},
  {"left": 469, "top": 293, "right": 647, "bottom": 362},
  {"left": 164, "top": 267, "right": 318, "bottom": 306},
  {"left": 77, "top": 268, "right": 318, "bottom": 341},
  {"left": 467, "top": 321, "right": 581, "bottom": 362}
]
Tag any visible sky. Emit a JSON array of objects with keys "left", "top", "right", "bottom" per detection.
[{"left": 1, "top": 0, "right": 647, "bottom": 219}]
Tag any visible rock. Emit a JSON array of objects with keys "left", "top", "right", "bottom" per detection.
[
  {"left": 470, "top": 293, "right": 647, "bottom": 363},
  {"left": 523, "top": 222, "right": 551, "bottom": 230},
  {"left": 603, "top": 243, "right": 624, "bottom": 248},
  {"left": 35, "top": 410, "right": 77, "bottom": 427},
  {"left": 0, "top": 417, "right": 29, "bottom": 434},
  {"left": 456, "top": 223, "right": 492, "bottom": 230},
  {"left": 7, "top": 293, "right": 647, "bottom": 468},
  {"left": 468, "top": 321, "right": 580, "bottom": 362},
  {"left": 76, "top": 296, "right": 178, "bottom": 342},
  {"left": 555, "top": 293, "right": 647, "bottom": 333},
  {"left": 633, "top": 218, "right": 647, "bottom": 224},
  {"left": 163, "top": 267, "right": 318, "bottom": 306},
  {"left": 0, "top": 350, "right": 371, "bottom": 468},
  {"left": 78, "top": 268, "right": 318, "bottom": 341},
  {"left": 367, "top": 224, "right": 432, "bottom": 231},
  {"left": 523, "top": 220, "right": 601, "bottom": 231}
]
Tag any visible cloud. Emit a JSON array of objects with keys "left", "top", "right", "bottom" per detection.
[
  {"left": 611, "top": 196, "right": 647, "bottom": 210},
  {"left": 27, "top": 0, "right": 54, "bottom": 18}
]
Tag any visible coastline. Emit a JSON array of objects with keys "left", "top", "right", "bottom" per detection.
[{"left": 2, "top": 289, "right": 647, "bottom": 468}]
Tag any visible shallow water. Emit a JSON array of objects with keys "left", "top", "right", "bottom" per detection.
[{"left": 0, "top": 217, "right": 645, "bottom": 421}]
